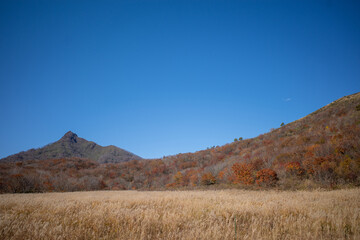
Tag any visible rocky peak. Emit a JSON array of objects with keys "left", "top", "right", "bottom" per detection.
[{"left": 61, "top": 131, "right": 78, "bottom": 143}]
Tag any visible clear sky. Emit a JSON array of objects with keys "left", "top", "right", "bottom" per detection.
[{"left": 0, "top": 0, "right": 359, "bottom": 159}]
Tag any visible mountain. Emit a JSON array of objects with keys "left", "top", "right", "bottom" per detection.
[
  {"left": 0, "top": 131, "right": 142, "bottom": 164},
  {"left": 0, "top": 93, "right": 359, "bottom": 193}
]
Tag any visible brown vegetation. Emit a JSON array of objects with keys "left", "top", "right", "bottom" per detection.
[{"left": 1, "top": 189, "right": 359, "bottom": 239}]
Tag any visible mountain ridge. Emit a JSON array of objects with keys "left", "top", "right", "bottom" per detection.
[{"left": 0, "top": 131, "right": 142, "bottom": 164}]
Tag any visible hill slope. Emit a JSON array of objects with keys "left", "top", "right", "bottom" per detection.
[
  {"left": 0, "top": 93, "right": 359, "bottom": 192},
  {"left": 0, "top": 131, "right": 142, "bottom": 164}
]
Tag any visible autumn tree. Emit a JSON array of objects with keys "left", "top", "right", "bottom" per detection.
[
  {"left": 285, "top": 162, "right": 305, "bottom": 177},
  {"left": 256, "top": 169, "right": 278, "bottom": 186},
  {"left": 189, "top": 173, "right": 199, "bottom": 186},
  {"left": 217, "top": 170, "right": 226, "bottom": 183},
  {"left": 201, "top": 172, "right": 216, "bottom": 185},
  {"left": 231, "top": 163, "right": 255, "bottom": 185},
  {"left": 336, "top": 155, "right": 360, "bottom": 182},
  {"left": 173, "top": 171, "right": 184, "bottom": 186}
]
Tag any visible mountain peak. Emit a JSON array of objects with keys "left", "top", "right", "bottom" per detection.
[
  {"left": 61, "top": 131, "right": 78, "bottom": 143},
  {"left": 0, "top": 131, "right": 142, "bottom": 163}
]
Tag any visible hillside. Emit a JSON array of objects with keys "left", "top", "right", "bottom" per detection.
[
  {"left": 0, "top": 93, "right": 359, "bottom": 192},
  {"left": 0, "top": 131, "right": 142, "bottom": 164}
]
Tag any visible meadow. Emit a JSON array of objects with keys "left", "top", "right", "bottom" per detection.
[{"left": 0, "top": 189, "right": 359, "bottom": 240}]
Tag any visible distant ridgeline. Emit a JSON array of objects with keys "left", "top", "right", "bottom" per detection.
[
  {"left": 0, "top": 131, "right": 142, "bottom": 164},
  {"left": 0, "top": 92, "right": 359, "bottom": 193}
]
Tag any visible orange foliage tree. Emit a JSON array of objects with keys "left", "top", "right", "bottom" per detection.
[
  {"left": 217, "top": 170, "right": 225, "bottom": 182},
  {"left": 201, "top": 172, "right": 216, "bottom": 185},
  {"left": 189, "top": 174, "right": 199, "bottom": 186},
  {"left": 183, "top": 169, "right": 199, "bottom": 186},
  {"left": 165, "top": 171, "right": 184, "bottom": 188},
  {"left": 173, "top": 171, "right": 184, "bottom": 186},
  {"left": 255, "top": 169, "right": 278, "bottom": 186},
  {"left": 285, "top": 162, "right": 305, "bottom": 176},
  {"left": 231, "top": 163, "right": 255, "bottom": 185}
]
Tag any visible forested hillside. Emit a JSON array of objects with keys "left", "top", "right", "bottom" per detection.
[{"left": 1, "top": 93, "right": 359, "bottom": 192}]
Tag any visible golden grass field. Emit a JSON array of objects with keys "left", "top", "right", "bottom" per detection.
[{"left": 0, "top": 189, "right": 359, "bottom": 240}]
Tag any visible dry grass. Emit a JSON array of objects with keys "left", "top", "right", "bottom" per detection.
[{"left": 0, "top": 189, "right": 359, "bottom": 240}]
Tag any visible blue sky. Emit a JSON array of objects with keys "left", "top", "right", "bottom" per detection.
[{"left": 0, "top": 0, "right": 359, "bottom": 159}]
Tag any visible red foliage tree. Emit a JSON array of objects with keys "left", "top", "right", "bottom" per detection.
[{"left": 256, "top": 169, "right": 278, "bottom": 186}]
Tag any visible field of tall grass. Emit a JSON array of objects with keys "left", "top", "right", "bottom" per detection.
[{"left": 0, "top": 189, "right": 359, "bottom": 239}]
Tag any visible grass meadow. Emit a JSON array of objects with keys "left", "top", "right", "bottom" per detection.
[{"left": 0, "top": 189, "right": 359, "bottom": 239}]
